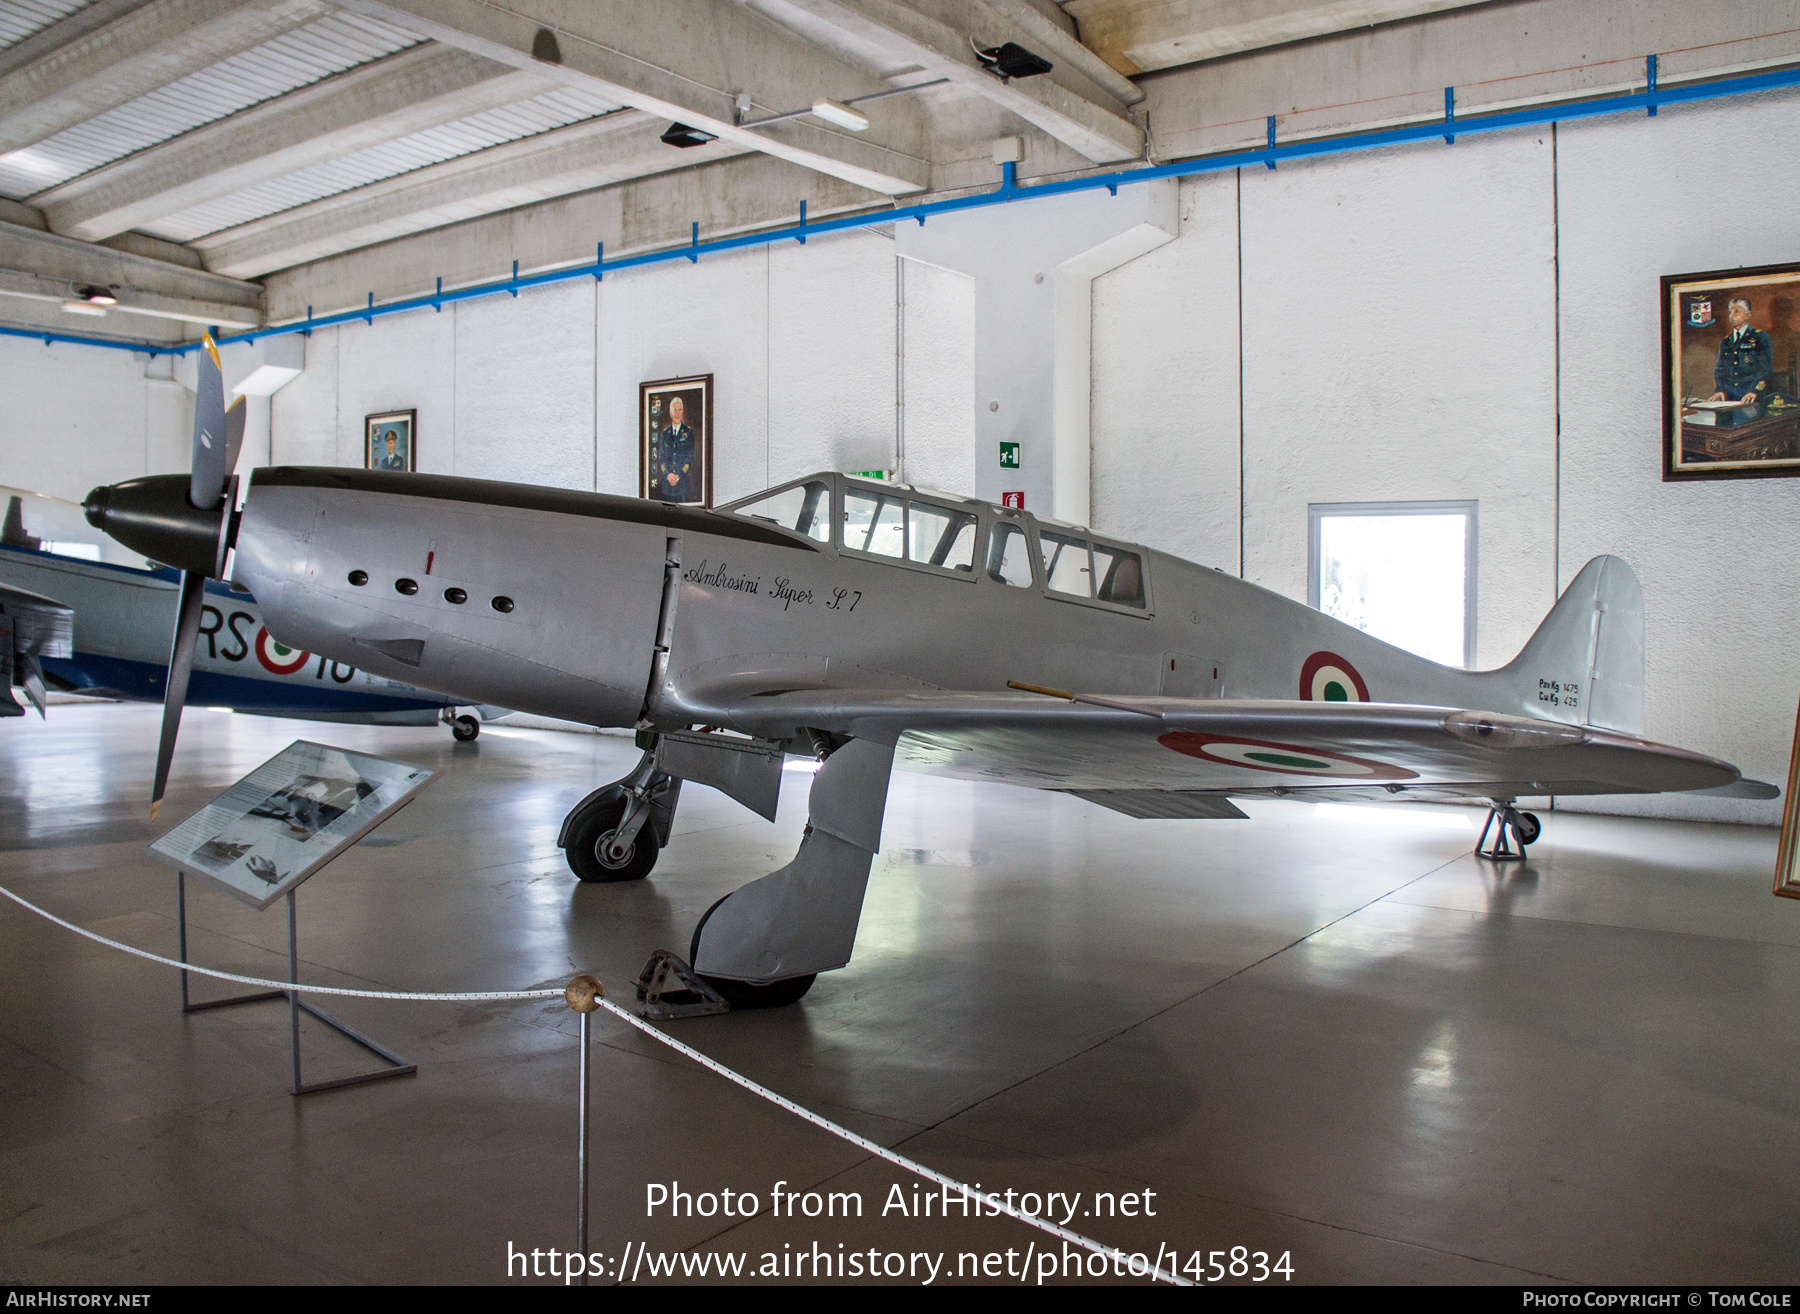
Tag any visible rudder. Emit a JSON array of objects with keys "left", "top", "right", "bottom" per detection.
[{"left": 1502, "top": 556, "right": 1645, "bottom": 735}]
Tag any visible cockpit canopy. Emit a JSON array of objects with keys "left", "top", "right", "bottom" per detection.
[{"left": 720, "top": 474, "right": 1148, "bottom": 612}]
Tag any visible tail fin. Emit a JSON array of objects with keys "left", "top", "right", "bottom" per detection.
[{"left": 1503, "top": 556, "right": 1645, "bottom": 735}]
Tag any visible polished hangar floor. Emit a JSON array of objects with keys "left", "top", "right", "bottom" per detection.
[{"left": 0, "top": 703, "right": 1793, "bottom": 1285}]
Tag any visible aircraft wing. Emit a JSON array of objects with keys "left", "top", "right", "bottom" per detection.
[{"left": 715, "top": 690, "right": 1765, "bottom": 802}]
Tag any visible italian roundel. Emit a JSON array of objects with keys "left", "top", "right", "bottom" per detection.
[
  {"left": 1159, "top": 732, "right": 1416, "bottom": 781},
  {"left": 1300, "top": 651, "right": 1369, "bottom": 703},
  {"left": 255, "top": 627, "right": 309, "bottom": 675}
]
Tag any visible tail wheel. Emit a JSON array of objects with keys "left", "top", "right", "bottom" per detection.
[
  {"left": 688, "top": 894, "right": 816, "bottom": 1008},
  {"left": 565, "top": 798, "right": 658, "bottom": 883},
  {"left": 451, "top": 714, "right": 480, "bottom": 742}
]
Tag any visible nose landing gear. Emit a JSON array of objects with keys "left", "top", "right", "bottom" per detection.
[{"left": 1477, "top": 802, "right": 1541, "bottom": 860}]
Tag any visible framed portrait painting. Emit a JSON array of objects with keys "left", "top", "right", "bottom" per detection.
[
  {"left": 365, "top": 410, "right": 416, "bottom": 472},
  {"left": 639, "top": 375, "right": 712, "bottom": 507},
  {"left": 1662, "top": 263, "right": 1800, "bottom": 481}
]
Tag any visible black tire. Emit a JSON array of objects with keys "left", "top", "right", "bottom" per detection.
[
  {"left": 1512, "top": 810, "right": 1542, "bottom": 846},
  {"left": 704, "top": 974, "right": 816, "bottom": 1009},
  {"left": 689, "top": 893, "right": 816, "bottom": 1009},
  {"left": 451, "top": 714, "right": 480, "bottom": 742},
  {"left": 564, "top": 798, "right": 658, "bottom": 883}
]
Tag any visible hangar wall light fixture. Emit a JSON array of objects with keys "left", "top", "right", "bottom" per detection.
[
  {"left": 736, "top": 78, "right": 948, "bottom": 132},
  {"left": 13, "top": 56, "right": 1799, "bottom": 359},
  {"left": 59, "top": 285, "right": 115, "bottom": 316}
]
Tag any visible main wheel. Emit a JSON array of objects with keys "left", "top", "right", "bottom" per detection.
[
  {"left": 564, "top": 798, "right": 658, "bottom": 883},
  {"left": 688, "top": 894, "right": 816, "bottom": 1009},
  {"left": 1512, "top": 810, "right": 1542, "bottom": 846},
  {"left": 451, "top": 714, "right": 481, "bottom": 742}
]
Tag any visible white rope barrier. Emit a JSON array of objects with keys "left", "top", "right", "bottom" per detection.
[
  {"left": 0, "top": 884, "right": 563, "bottom": 1001},
  {"left": 589, "top": 993, "right": 1193, "bottom": 1285},
  {"left": 2, "top": 881, "right": 1192, "bottom": 1285}
]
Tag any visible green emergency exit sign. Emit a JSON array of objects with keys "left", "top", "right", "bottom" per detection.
[{"left": 999, "top": 442, "right": 1020, "bottom": 469}]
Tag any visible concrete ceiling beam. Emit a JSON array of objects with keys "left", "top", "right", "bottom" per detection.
[
  {"left": 1060, "top": 0, "right": 1491, "bottom": 75},
  {"left": 978, "top": 0, "right": 1144, "bottom": 107},
  {"left": 331, "top": 0, "right": 932, "bottom": 195},
  {"left": 0, "top": 0, "right": 336, "bottom": 156},
  {"left": 772, "top": 0, "right": 1144, "bottom": 163},
  {"left": 0, "top": 265, "right": 261, "bottom": 328},
  {"left": 35, "top": 44, "right": 554, "bottom": 242},
  {"left": 193, "top": 111, "right": 756, "bottom": 278},
  {"left": 0, "top": 219, "right": 262, "bottom": 333}
]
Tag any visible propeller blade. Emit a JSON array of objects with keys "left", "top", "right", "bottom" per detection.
[
  {"left": 223, "top": 393, "right": 246, "bottom": 478},
  {"left": 189, "top": 335, "right": 229, "bottom": 512},
  {"left": 150, "top": 570, "right": 206, "bottom": 820}
]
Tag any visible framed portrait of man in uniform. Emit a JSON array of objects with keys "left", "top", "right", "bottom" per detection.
[
  {"left": 1662, "top": 263, "right": 1800, "bottom": 481},
  {"left": 639, "top": 375, "right": 712, "bottom": 506},
  {"left": 364, "top": 409, "right": 416, "bottom": 472}
]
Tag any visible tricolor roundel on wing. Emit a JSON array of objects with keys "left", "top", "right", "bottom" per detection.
[
  {"left": 1158, "top": 732, "right": 1416, "bottom": 780},
  {"left": 255, "top": 627, "right": 309, "bottom": 675},
  {"left": 1300, "top": 651, "right": 1369, "bottom": 703}
]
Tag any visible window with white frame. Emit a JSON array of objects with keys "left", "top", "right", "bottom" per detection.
[{"left": 1307, "top": 502, "right": 1476, "bottom": 668}]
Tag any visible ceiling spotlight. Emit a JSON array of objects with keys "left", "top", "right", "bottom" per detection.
[
  {"left": 660, "top": 122, "right": 718, "bottom": 148},
  {"left": 975, "top": 41, "right": 1053, "bottom": 82},
  {"left": 809, "top": 99, "right": 869, "bottom": 131},
  {"left": 78, "top": 284, "right": 117, "bottom": 305},
  {"left": 60, "top": 300, "right": 107, "bottom": 316}
]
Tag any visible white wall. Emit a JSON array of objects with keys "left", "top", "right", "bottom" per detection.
[
  {"left": 1556, "top": 91, "right": 1800, "bottom": 821},
  {"left": 0, "top": 340, "right": 190, "bottom": 505},
  {"left": 1091, "top": 172, "right": 1242, "bottom": 570},
  {"left": 272, "top": 229, "right": 936, "bottom": 507}
]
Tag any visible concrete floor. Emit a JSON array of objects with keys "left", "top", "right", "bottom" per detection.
[{"left": 0, "top": 702, "right": 1794, "bottom": 1285}]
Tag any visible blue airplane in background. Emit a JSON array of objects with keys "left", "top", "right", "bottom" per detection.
[{"left": 2, "top": 487, "right": 502, "bottom": 738}]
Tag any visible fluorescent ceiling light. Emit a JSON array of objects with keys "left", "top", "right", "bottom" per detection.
[
  {"left": 60, "top": 300, "right": 106, "bottom": 316},
  {"left": 810, "top": 99, "right": 869, "bottom": 131}
]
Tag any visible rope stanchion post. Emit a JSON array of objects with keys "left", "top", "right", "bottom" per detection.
[{"left": 565, "top": 974, "right": 604, "bottom": 1288}]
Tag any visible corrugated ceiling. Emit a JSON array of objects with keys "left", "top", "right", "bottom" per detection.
[
  {"left": 145, "top": 84, "right": 625, "bottom": 242},
  {"left": 0, "top": 0, "right": 91, "bottom": 51},
  {"left": 0, "top": 11, "right": 422, "bottom": 199}
]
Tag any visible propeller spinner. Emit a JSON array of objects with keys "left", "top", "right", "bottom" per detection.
[{"left": 82, "top": 334, "right": 244, "bottom": 817}]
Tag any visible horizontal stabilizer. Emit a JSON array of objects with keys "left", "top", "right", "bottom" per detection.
[{"left": 1685, "top": 778, "right": 1780, "bottom": 800}]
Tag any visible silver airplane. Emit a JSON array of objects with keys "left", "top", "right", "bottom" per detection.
[
  {"left": 2, "top": 480, "right": 500, "bottom": 742},
  {"left": 81, "top": 338, "right": 1776, "bottom": 1008}
]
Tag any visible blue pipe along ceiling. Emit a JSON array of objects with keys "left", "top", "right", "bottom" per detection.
[{"left": 7, "top": 56, "right": 1798, "bottom": 359}]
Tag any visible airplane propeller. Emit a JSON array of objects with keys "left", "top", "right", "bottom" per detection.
[
  {"left": 83, "top": 334, "right": 244, "bottom": 818},
  {"left": 148, "top": 336, "right": 248, "bottom": 816}
]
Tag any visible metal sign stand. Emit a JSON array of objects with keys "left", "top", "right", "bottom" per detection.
[{"left": 176, "top": 869, "right": 417, "bottom": 1095}]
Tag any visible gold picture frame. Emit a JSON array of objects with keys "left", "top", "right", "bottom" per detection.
[
  {"left": 1775, "top": 693, "right": 1800, "bottom": 898},
  {"left": 1662, "top": 263, "right": 1800, "bottom": 482}
]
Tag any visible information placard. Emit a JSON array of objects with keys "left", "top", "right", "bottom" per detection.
[{"left": 148, "top": 740, "right": 437, "bottom": 909}]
